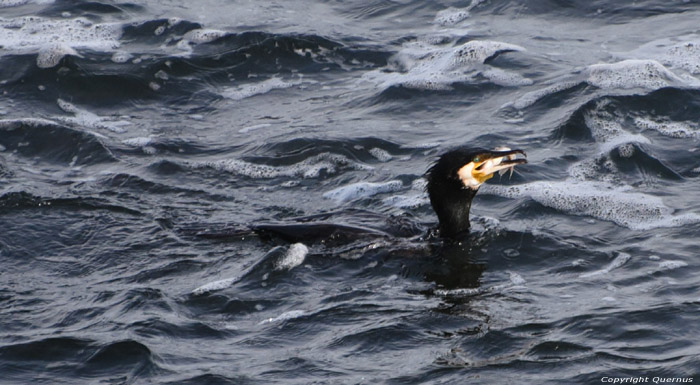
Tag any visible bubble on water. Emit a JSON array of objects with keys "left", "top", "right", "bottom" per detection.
[
  {"left": 110, "top": 51, "right": 132, "bottom": 63},
  {"left": 617, "top": 143, "right": 635, "bottom": 158},
  {"left": 323, "top": 180, "right": 403, "bottom": 202}
]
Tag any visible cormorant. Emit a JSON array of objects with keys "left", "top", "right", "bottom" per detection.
[
  {"left": 426, "top": 146, "right": 527, "bottom": 239},
  {"left": 180, "top": 146, "right": 527, "bottom": 242}
]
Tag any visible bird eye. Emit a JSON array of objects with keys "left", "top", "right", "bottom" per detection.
[{"left": 473, "top": 156, "right": 480, "bottom": 162}]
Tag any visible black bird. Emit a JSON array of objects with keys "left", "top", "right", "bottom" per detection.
[
  {"left": 426, "top": 146, "right": 527, "bottom": 239},
  {"left": 180, "top": 146, "right": 527, "bottom": 242}
]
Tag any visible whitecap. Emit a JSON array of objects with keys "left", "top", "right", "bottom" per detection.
[
  {"left": 192, "top": 276, "right": 239, "bottom": 295},
  {"left": 274, "top": 243, "right": 308, "bottom": 271},
  {"left": 483, "top": 180, "right": 700, "bottom": 230},
  {"left": 259, "top": 310, "right": 306, "bottom": 325},
  {"left": 434, "top": 7, "right": 470, "bottom": 26},
  {"left": 239, "top": 123, "right": 272, "bottom": 134},
  {"left": 382, "top": 193, "right": 429, "bottom": 209},
  {"left": 509, "top": 271, "right": 526, "bottom": 285},
  {"left": 122, "top": 136, "right": 153, "bottom": 146},
  {"left": 363, "top": 40, "right": 525, "bottom": 91},
  {"left": 634, "top": 116, "right": 700, "bottom": 139},
  {"left": 0, "top": 16, "right": 121, "bottom": 68},
  {"left": 368, "top": 148, "right": 393, "bottom": 162},
  {"left": 323, "top": 180, "right": 403, "bottom": 202},
  {"left": 658, "top": 260, "right": 688, "bottom": 271},
  {"left": 37, "top": 44, "right": 81, "bottom": 68},
  {"left": 56, "top": 99, "right": 130, "bottom": 133},
  {"left": 506, "top": 81, "right": 580, "bottom": 110},
  {"left": 221, "top": 77, "right": 301, "bottom": 101},
  {"left": 182, "top": 28, "right": 228, "bottom": 44},
  {"left": 585, "top": 59, "right": 683, "bottom": 90},
  {"left": 186, "top": 153, "right": 372, "bottom": 179}
]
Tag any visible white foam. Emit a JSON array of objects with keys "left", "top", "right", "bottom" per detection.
[
  {"left": 122, "top": 136, "right": 153, "bottom": 146},
  {"left": 584, "top": 110, "right": 651, "bottom": 154},
  {"left": 508, "top": 58, "right": 694, "bottom": 111},
  {"left": 506, "top": 81, "right": 580, "bottom": 110},
  {"left": 363, "top": 40, "right": 525, "bottom": 90},
  {"left": 0, "top": 16, "right": 121, "bottom": 68},
  {"left": 259, "top": 310, "right": 306, "bottom": 325},
  {"left": 658, "top": 260, "right": 688, "bottom": 271},
  {"left": 182, "top": 28, "right": 227, "bottom": 44},
  {"left": 662, "top": 41, "right": 700, "bottom": 74},
  {"left": 56, "top": 99, "right": 130, "bottom": 133},
  {"left": 274, "top": 243, "right": 308, "bottom": 271},
  {"left": 483, "top": 180, "right": 700, "bottom": 230},
  {"left": 221, "top": 77, "right": 300, "bottom": 101},
  {"left": 37, "top": 44, "right": 81, "bottom": 68},
  {"left": 368, "top": 148, "right": 392, "bottom": 162},
  {"left": 238, "top": 123, "right": 271, "bottom": 134},
  {"left": 323, "top": 180, "right": 403, "bottom": 202},
  {"left": 509, "top": 272, "right": 526, "bottom": 285},
  {"left": 579, "top": 252, "right": 631, "bottom": 278},
  {"left": 111, "top": 51, "right": 132, "bottom": 64},
  {"left": 482, "top": 68, "right": 533, "bottom": 87},
  {"left": 634, "top": 116, "right": 700, "bottom": 139},
  {"left": 383, "top": 178, "right": 429, "bottom": 208},
  {"left": 187, "top": 153, "right": 372, "bottom": 179},
  {"left": 434, "top": 7, "right": 470, "bottom": 26},
  {"left": 585, "top": 59, "right": 683, "bottom": 90},
  {"left": 382, "top": 193, "right": 429, "bottom": 209},
  {"left": 624, "top": 36, "right": 700, "bottom": 75},
  {"left": 192, "top": 276, "right": 239, "bottom": 295}
]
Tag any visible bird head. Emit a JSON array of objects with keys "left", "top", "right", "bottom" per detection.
[{"left": 426, "top": 146, "right": 527, "bottom": 238}]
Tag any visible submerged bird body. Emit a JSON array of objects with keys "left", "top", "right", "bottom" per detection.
[{"left": 182, "top": 146, "right": 526, "bottom": 242}]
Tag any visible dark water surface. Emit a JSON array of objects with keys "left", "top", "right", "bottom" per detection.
[{"left": 1, "top": 0, "right": 700, "bottom": 384}]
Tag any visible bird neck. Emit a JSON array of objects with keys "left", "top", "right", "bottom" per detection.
[{"left": 428, "top": 183, "right": 478, "bottom": 239}]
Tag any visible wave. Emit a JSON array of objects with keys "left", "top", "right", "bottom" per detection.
[
  {"left": 0, "top": 14, "right": 390, "bottom": 106},
  {"left": 0, "top": 118, "right": 115, "bottom": 165}
]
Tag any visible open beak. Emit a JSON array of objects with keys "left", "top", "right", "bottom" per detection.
[{"left": 472, "top": 147, "right": 527, "bottom": 183}]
